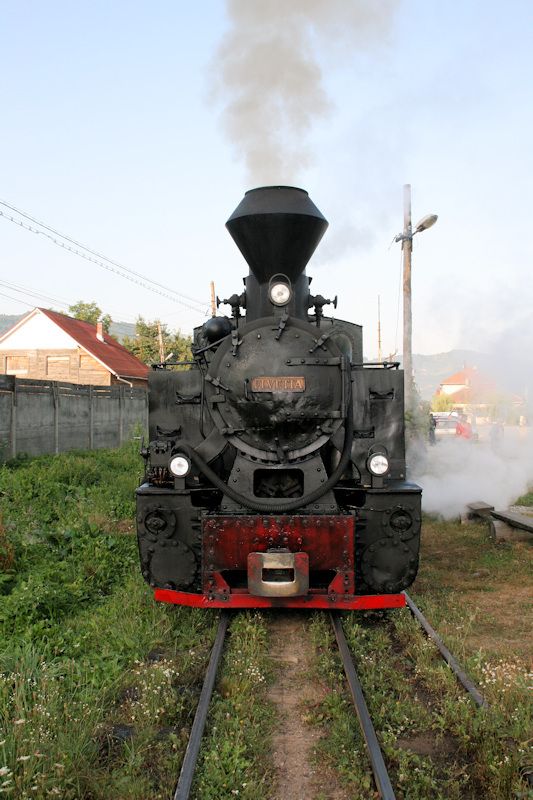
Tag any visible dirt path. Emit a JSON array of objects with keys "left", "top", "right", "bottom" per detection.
[{"left": 267, "top": 614, "right": 348, "bottom": 800}]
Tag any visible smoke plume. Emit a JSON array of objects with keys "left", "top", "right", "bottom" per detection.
[
  {"left": 410, "top": 431, "right": 533, "bottom": 519},
  {"left": 212, "top": 0, "right": 398, "bottom": 184}
]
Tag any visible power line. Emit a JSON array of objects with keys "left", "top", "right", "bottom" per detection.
[
  {"left": 0, "top": 199, "right": 207, "bottom": 307},
  {"left": 0, "top": 279, "right": 139, "bottom": 323},
  {"left": 0, "top": 207, "right": 207, "bottom": 315},
  {"left": 0, "top": 290, "right": 34, "bottom": 308},
  {"left": 0, "top": 279, "right": 71, "bottom": 310},
  {"left": 0, "top": 200, "right": 209, "bottom": 315}
]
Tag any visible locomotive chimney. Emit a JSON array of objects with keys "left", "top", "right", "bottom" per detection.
[{"left": 226, "top": 186, "right": 328, "bottom": 284}]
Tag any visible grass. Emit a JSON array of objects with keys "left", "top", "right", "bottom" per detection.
[
  {"left": 415, "top": 517, "right": 532, "bottom": 660},
  {"left": 193, "top": 612, "right": 275, "bottom": 799},
  {"left": 0, "top": 444, "right": 219, "bottom": 799},
  {"left": 0, "top": 445, "right": 276, "bottom": 799},
  {"left": 307, "top": 516, "right": 532, "bottom": 799},
  {"left": 1, "top": 577, "right": 217, "bottom": 799},
  {"left": 1, "top": 444, "right": 530, "bottom": 798},
  {"left": 514, "top": 489, "right": 533, "bottom": 506}
]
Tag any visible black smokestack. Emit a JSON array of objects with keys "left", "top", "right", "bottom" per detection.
[{"left": 226, "top": 185, "right": 328, "bottom": 284}]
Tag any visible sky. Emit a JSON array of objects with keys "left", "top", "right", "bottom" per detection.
[{"left": 1, "top": 0, "right": 532, "bottom": 359}]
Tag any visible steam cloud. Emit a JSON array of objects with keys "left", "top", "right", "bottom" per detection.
[
  {"left": 410, "top": 431, "right": 533, "bottom": 519},
  {"left": 411, "top": 315, "right": 533, "bottom": 518},
  {"left": 212, "top": 0, "right": 398, "bottom": 183}
]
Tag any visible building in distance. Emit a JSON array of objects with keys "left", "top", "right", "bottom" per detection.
[
  {"left": 0, "top": 307, "right": 148, "bottom": 387},
  {"left": 434, "top": 366, "right": 525, "bottom": 424}
]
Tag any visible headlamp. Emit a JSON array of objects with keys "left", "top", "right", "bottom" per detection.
[
  {"left": 169, "top": 454, "right": 191, "bottom": 478},
  {"left": 269, "top": 282, "right": 292, "bottom": 306},
  {"left": 368, "top": 453, "right": 389, "bottom": 476}
]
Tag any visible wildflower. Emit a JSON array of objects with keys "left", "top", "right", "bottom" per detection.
[
  {"left": 17, "top": 756, "right": 31, "bottom": 762},
  {"left": 14, "top": 720, "right": 25, "bottom": 726},
  {"left": 0, "top": 771, "right": 9, "bottom": 778}
]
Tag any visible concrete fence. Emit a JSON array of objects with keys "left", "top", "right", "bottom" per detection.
[{"left": 0, "top": 375, "right": 148, "bottom": 462}]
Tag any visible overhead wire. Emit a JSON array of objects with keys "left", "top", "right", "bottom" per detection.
[
  {"left": 0, "top": 201, "right": 210, "bottom": 316},
  {"left": 0, "top": 290, "right": 34, "bottom": 308},
  {"left": 0, "top": 278, "right": 139, "bottom": 324},
  {"left": 0, "top": 279, "right": 72, "bottom": 311},
  {"left": 0, "top": 199, "right": 206, "bottom": 307}
]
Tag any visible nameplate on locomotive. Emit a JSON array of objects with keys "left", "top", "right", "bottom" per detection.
[{"left": 251, "top": 376, "right": 306, "bottom": 392}]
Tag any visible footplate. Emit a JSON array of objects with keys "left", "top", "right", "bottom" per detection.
[{"left": 247, "top": 551, "right": 309, "bottom": 597}]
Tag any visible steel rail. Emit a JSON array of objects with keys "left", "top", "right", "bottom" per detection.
[
  {"left": 330, "top": 613, "right": 397, "bottom": 800},
  {"left": 403, "top": 592, "right": 488, "bottom": 709},
  {"left": 173, "top": 612, "right": 230, "bottom": 800}
]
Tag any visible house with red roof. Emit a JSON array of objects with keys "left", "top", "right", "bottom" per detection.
[
  {"left": 0, "top": 308, "right": 148, "bottom": 387},
  {"left": 437, "top": 366, "right": 494, "bottom": 401},
  {"left": 435, "top": 365, "right": 524, "bottom": 421}
]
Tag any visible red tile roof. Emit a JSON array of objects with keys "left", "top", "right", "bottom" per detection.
[
  {"left": 441, "top": 367, "right": 478, "bottom": 386},
  {"left": 38, "top": 308, "right": 148, "bottom": 381},
  {"left": 437, "top": 365, "right": 500, "bottom": 405}
]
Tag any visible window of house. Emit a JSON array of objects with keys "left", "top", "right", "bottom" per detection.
[
  {"left": 46, "top": 355, "right": 70, "bottom": 378},
  {"left": 79, "top": 354, "right": 99, "bottom": 369},
  {"left": 6, "top": 355, "right": 29, "bottom": 375}
]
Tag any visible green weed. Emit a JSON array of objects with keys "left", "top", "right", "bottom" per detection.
[
  {"left": 194, "top": 612, "right": 274, "bottom": 800},
  {"left": 306, "top": 514, "right": 532, "bottom": 799},
  {"left": 514, "top": 489, "right": 533, "bottom": 506},
  {"left": 0, "top": 446, "right": 217, "bottom": 799}
]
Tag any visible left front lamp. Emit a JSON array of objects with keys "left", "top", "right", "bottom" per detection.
[{"left": 169, "top": 454, "right": 191, "bottom": 477}]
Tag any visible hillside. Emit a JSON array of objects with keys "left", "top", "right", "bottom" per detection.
[
  {"left": 0, "top": 313, "right": 507, "bottom": 400},
  {"left": 412, "top": 350, "right": 492, "bottom": 400}
]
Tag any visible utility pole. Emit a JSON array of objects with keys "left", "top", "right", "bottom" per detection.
[
  {"left": 210, "top": 281, "right": 217, "bottom": 317},
  {"left": 394, "top": 187, "right": 438, "bottom": 418},
  {"left": 157, "top": 320, "right": 165, "bottom": 363},
  {"left": 377, "top": 295, "right": 382, "bottom": 363},
  {"left": 402, "top": 184, "right": 413, "bottom": 413}
]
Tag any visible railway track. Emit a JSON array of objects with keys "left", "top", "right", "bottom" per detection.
[
  {"left": 173, "top": 612, "right": 230, "bottom": 800},
  {"left": 171, "top": 600, "right": 486, "bottom": 800},
  {"left": 332, "top": 596, "right": 487, "bottom": 800},
  {"left": 330, "top": 612, "right": 397, "bottom": 800},
  {"left": 403, "top": 592, "right": 487, "bottom": 709}
]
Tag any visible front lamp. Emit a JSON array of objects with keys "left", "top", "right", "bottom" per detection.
[
  {"left": 367, "top": 453, "right": 389, "bottom": 476},
  {"left": 169, "top": 454, "right": 191, "bottom": 478},
  {"left": 269, "top": 281, "right": 292, "bottom": 306}
]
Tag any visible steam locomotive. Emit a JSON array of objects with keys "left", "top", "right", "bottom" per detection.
[{"left": 136, "top": 186, "right": 421, "bottom": 610}]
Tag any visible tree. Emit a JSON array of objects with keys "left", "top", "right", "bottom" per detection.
[
  {"left": 431, "top": 393, "right": 454, "bottom": 412},
  {"left": 122, "top": 317, "right": 192, "bottom": 365},
  {"left": 69, "top": 301, "right": 112, "bottom": 332}
]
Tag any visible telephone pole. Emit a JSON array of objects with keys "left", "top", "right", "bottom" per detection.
[
  {"left": 394, "top": 185, "right": 438, "bottom": 416},
  {"left": 157, "top": 320, "right": 165, "bottom": 363},
  {"left": 210, "top": 281, "right": 216, "bottom": 317},
  {"left": 402, "top": 185, "right": 413, "bottom": 412}
]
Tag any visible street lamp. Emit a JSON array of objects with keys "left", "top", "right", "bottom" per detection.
[
  {"left": 413, "top": 214, "right": 438, "bottom": 234},
  {"left": 394, "top": 185, "right": 438, "bottom": 415}
]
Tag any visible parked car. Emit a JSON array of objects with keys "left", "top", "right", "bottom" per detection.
[{"left": 434, "top": 416, "right": 459, "bottom": 439}]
